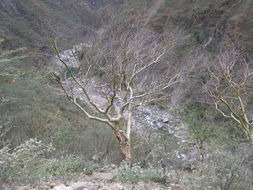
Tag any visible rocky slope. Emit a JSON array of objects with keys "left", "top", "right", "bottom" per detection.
[{"left": 54, "top": 43, "right": 189, "bottom": 139}]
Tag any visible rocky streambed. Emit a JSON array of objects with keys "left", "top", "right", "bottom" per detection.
[{"left": 51, "top": 43, "right": 197, "bottom": 167}]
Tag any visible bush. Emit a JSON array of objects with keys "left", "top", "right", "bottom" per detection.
[
  {"left": 45, "top": 156, "right": 100, "bottom": 177},
  {"left": 169, "top": 145, "right": 253, "bottom": 190},
  {"left": 45, "top": 155, "right": 84, "bottom": 176},
  {"left": 209, "top": 147, "right": 253, "bottom": 190},
  {"left": 117, "top": 162, "right": 165, "bottom": 184},
  {"left": 117, "top": 162, "right": 141, "bottom": 183},
  {"left": 0, "top": 138, "right": 103, "bottom": 184},
  {"left": 0, "top": 138, "right": 54, "bottom": 183},
  {"left": 141, "top": 166, "right": 165, "bottom": 183}
]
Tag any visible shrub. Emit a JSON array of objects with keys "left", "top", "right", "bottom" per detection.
[
  {"left": 45, "top": 155, "right": 84, "bottom": 176},
  {"left": 209, "top": 147, "right": 253, "bottom": 190},
  {"left": 0, "top": 138, "right": 54, "bottom": 183},
  {"left": 117, "top": 162, "right": 165, "bottom": 184},
  {"left": 117, "top": 162, "right": 141, "bottom": 183},
  {"left": 141, "top": 166, "right": 165, "bottom": 183},
  {"left": 170, "top": 145, "right": 253, "bottom": 190},
  {"left": 0, "top": 138, "right": 102, "bottom": 184},
  {"left": 45, "top": 156, "right": 100, "bottom": 177}
]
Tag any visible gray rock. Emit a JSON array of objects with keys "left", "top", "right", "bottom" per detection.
[
  {"left": 162, "top": 115, "right": 170, "bottom": 123},
  {"left": 92, "top": 172, "right": 115, "bottom": 181},
  {"left": 53, "top": 185, "right": 73, "bottom": 190},
  {"left": 71, "top": 182, "right": 100, "bottom": 190}
]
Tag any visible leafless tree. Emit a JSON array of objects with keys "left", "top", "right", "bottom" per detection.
[
  {"left": 205, "top": 48, "right": 253, "bottom": 144},
  {"left": 49, "top": 28, "right": 185, "bottom": 162}
]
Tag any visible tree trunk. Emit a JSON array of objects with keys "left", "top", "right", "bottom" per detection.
[
  {"left": 243, "top": 123, "right": 253, "bottom": 145},
  {"left": 114, "top": 130, "right": 131, "bottom": 162}
]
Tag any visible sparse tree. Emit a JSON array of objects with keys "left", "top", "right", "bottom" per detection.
[
  {"left": 205, "top": 48, "right": 253, "bottom": 144},
  {"left": 49, "top": 29, "right": 184, "bottom": 162}
]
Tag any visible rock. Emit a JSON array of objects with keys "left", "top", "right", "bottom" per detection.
[
  {"left": 39, "top": 183, "right": 51, "bottom": 190},
  {"left": 97, "top": 164, "right": 117, "bottom": 172},
  {"left": 136, "top": 181, "right": 167, "bottom": 190},
  {"left": 99, "top": 183, "right": 124, "bottom": 190},
  {"left": 71, "top": 182, "right": 100, "bottom": 190},
  {"left": 17, "top": 186, "right": 31, "bottom": 190},
  {"left": 92, "top": 172, "right": 115, "bottom": 181},
  {"left": 162, "top": 115, "right": 170, "bottom": 123},
  {"left": 53, "top": 185, "right": 73, "bottom": 190}
]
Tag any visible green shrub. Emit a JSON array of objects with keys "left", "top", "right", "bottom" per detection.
[
  {"left": 0, "top": 138, "right": 103, "bottom": 184},
  {"left": 0, "top": 138, "right": 54, "bottom": 183},
  {"left": 169, "top": 145, "right": 253, "bottom": 190},
  {"left": 45, "top": 155, "right": 84, "bottom": 176},
  {"left": 117, "top": 162, "right": 141, "bottom": 183},
  {"left": 117, "top": 162, "right": 166, "bottom": 184},
  {"left": 141, "top": 166, "right": 165, "bottom": 184},
  {"left": 62, "top": 67, "right": 79, "bottom": 79},
  {"left": 45, "top": 155, "right": 100, "bottom": 177}
]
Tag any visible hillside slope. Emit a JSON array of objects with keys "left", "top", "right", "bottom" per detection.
[
  {"left": 1, "top": 0, "right": 253, "bottom": 188},
  {"left": 148, "top": 0, "right": 253, "bottom": 53},
  {"left": 0, "top": 0, "right": 123, "bottom": 154},
  {"left": 0, "top": 0, "right": 122, "bottom": 50}
]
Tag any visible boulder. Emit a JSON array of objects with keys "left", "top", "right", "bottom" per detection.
[
  {"left": 99, "top": 183, "right": 124, "bottom": 190},
  {"left": 71, "top": 182, "right": 100, "bottom": 190},
  {"left": 92, "top": 172, "right": 115, "bottom": 181},
  {"left": 162, "top": 115, "right": 170, "bottom": 123},
  {"left": 53, "top": 185, "right": 73, "bottom": 190}
]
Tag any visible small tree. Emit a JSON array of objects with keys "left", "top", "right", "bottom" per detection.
[
  {"left": 205, "top": 48, "right": 253, "bottom": 144},
  {"left": 49, "top": 29, "right": 184, "bottom": 162}
]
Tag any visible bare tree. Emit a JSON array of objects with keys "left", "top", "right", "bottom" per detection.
[
  {"left": 205, "top": 48, "right": 253, "bottom": 144},
  {"left": 49, "top": 29, "right": 184, "bottom": 162}
]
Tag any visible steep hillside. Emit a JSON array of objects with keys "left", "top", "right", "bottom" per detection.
[
  {"left": 1, "top": 0, "right": 252, "bottom": 160},
  {"left": 1, "top": 0, "right": 253, "bottom": 188},
  {"left": 0, "top": 0, "right": 123, "bottom": 153},
  {"left": 148, "top": 0, "right": 253, "bottom": 53},
  {"left": 0, "top": 0, "right": 121, "bottom": 50}
]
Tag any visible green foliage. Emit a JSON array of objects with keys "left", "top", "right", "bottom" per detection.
[
  {"left": 1, "top": 1, "right": 253, "bottom": 188},
  {"left": 0, "top": 38, "right": 27, "bottom": 79},
  {"left": 181, "top": 104, "right": 216, "bottom": 145},
  {"left": 117, "top": 162, "right": 165, "bottom": 184},
  {"left": 117, "top": 162, "right": 141, "bottom": 183},
  {"left": 148, "top": 0, "right": 253, "bottom": 52},
  {"left": 0, "top": 138, "right": 103, "bottom": 184},
  {"left": 180, "top": 103, "right": 246, "bottom": 146},
  {"left": 0, "top": 1, "right": 91, "bottom": 49},
  {"left": 0, "top": 139, "right": 54, "bottom": 183},
  {"left": 43, "top": 155, "right": 100, "bottom": 178},
  {"left": 45, "top": 155, "right": 85, "bottom": 176},
  {"left": 190, "top": 26, "right": 212, "bottom": 44},
  {"left": 62, "top": 67, "right": 79, "bottom": 79},
  {"left": 209, "top": 148, "right": 251, "bottom": 190},
  {"left": 94, "top": 70, "right": 105, "bottom": 78},
  {"left": 165, "top": 145, "right": 253, "bottom": 190},
  {"left": 141, "top": 166, "right": 165, "bottom": 184}
]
